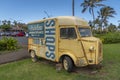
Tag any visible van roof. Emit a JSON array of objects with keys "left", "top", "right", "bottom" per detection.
[{"left": 28, "top": 16, "right": 89, "bottom": 26}]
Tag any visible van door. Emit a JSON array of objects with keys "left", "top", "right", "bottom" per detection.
[
  {"left": 39, "top": 39, "right": 46, "bottom": 57},
  {"left": 59, "top": 27, "right": 84, "bottom": 58},
  {"left": 30, "top": 38, "right": 45, "bottom": 58}
]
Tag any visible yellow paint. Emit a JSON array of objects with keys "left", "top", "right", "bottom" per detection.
[{"left": 28, "top": 16, "right": 103, "bottom": 67}]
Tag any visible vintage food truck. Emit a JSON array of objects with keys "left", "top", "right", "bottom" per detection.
[{"left": 28, "top": 16, "right": 103, "bottom": 72}]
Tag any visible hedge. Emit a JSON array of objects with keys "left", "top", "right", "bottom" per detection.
[{"left": 95, "top": 32, "right": 120, "bottom": 44}]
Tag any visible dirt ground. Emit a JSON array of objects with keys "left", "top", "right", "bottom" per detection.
[{"left": 0, "top": 47, "right": 30, "bottom": 64}]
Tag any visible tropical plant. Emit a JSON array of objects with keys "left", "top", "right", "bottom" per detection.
[
  {"left": 97, "top": 6, "right": 116, "bottom": 31},
  {"left": 80, "top": 0, "right": 105, "bottom": 20},
  {"left": 0, "top": 24, "right": 11, "bottom": 31},
  {"left": 13, "top": 20, "right": 18, "bottom": 27},
  {"left": 118, "top": 23, "right": 120, "bottom": 30},
  {"left": 0, "top": 20, "right": 27, "bottom": 31},
  {"left": 0, "top": 20, "right": 12, "bottom": 31},
  {"left": 108, "top": 23, "right": 117, "bottom": 32},
  {"left": 17, "top": 22, "right": 27, "bottom": 31},
  {"left": 0, "top": 37, "right": 18, "bottom": 51}
]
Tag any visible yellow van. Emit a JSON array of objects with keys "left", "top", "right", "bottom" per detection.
[{"left": 28, "top": 16, "right": 103, "bottom": 72}]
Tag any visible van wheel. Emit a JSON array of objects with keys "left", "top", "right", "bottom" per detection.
[
  {"left": 30, "top": 50, "right": 38, "bottom": 62},
  {"left": 63, "top": 56, "right": 73, "bottom": 72}
]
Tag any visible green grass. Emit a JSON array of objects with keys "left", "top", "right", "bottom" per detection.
[{"left": 0, "top": 43, "right": 120, "bottom": 80}]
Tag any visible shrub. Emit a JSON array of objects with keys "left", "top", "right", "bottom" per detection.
[
  {"left": 0, "top": 37, "right": 18, "bottom": 51},
  {"left": 95, "top": 32, "right": 120, "bottom": 44},
  {"left": 0, "top": 40, "right": 7, "bottom": 50}
]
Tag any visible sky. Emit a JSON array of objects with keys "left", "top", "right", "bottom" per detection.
[{"left": 0, "top": 0, "right": 120, "bottom": 25}]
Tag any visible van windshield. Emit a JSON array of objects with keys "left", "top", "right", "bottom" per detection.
[{"left": 78, "top": 28, "right": 92, "bottom": 37}]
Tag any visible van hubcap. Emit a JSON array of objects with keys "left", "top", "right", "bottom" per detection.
[
  {"left": 31, "top": 51, "right": 35, "bottom": 58},
  {"left": 63, "top": 59, "right": 68, "bottom": 70}
]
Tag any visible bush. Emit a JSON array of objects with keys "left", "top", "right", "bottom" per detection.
[
  {"left": 95, "top": 32, "right": 120, "bottom": 44},
  {"left": 0, "top": 40, "right": 7, "bottom": 50},
  {"left": 0, "top": 37, "right": 18, "bottom": 51}
]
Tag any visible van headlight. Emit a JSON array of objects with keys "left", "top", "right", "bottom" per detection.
[{"left": 89, "top": 46, "right": 94, "bottom": 52}]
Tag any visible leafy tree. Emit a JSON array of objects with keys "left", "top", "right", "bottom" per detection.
[
  {"left": 1, "top": 24, "right": 11, "bottom": 31},
  {"left": 81, "top": 0, "right": 105, "bottom": 20},
  {"left": 0, "top": 19, "right": 27, "bottom": 31},
  {"left": 13, "top": 20, "right": 18, "bottom": 27},
  {"left": 118, "top": 23, "right": 120, "bottom": 30},
  {"left": 17, "top": 22, "right": 27, "bottom": 31},
  {"left": 0, "top": 20, "right": 12, "bottom": 31},
  {"left": 2, "top": 20, "right": 7, "bottom": 25},
  {"left": 89, "top": 20, "right": 94, "bottom": 28},
  {"left": 108, "top": 23, "right": 117, "bottom": 32},
  {"left": 97, "top": 6, "right": 116, "bottom": 31},
  {"left": 7, "top": 20, "right": 11, "bottom": 26}
]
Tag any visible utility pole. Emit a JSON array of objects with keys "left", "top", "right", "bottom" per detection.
[{"left": 72, "top": 0, "right": 75, "bottom": 16}]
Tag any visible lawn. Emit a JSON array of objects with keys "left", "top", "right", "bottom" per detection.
[{"left": 0, "top": 43, "right": 120, "bottom": 80}]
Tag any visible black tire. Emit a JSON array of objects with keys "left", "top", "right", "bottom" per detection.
[
  {"left": 63, "top": 56, "right": 73, "bottom": 72},
  {"left": 30, "top": 50, "right": 38, "bottom": 62}
]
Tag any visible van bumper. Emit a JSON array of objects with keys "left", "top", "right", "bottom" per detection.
[
  {"left": 75, "top": 57, "right": 88, "bottom": 67},
  {"left": 75, "top": 57, "right": 103, "bottom": 67}
]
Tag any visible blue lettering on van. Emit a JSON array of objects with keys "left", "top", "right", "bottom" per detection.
[
  {"left": 46, "top": 52, "right": 55, "bottom": 59},
  {"left": 45, "top": 19, "right": 56, "bottom": 59},
  {"left": 46, "top": 28, "right": 55, "bottom": 35},
  {"left": 46, "top": 20, "right": 55, "bottom": 27},
  {"left": 46, "top": 45, "right": 55, "bottom": 51},
  {"left": 46, "top": 37, "right": 55, "bottom": 43}
]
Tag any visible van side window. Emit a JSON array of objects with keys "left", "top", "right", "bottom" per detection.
[{"left": 60, "top": 28, "right": 77, "bottom": 39}]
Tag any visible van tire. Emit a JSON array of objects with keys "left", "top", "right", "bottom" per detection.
[
  {"left": 63, "top": 56, "right": 73, "bottom": 72},
  {"left": 30, "top": 50, "right": 38, "bottom": 62}
]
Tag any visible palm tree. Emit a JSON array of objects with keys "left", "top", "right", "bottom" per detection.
[
  {"left": 97, "top": 6, "right": 116, "bottom": 31},
  {"left": 118, "top": 23, "right": 120, "bottom": 30},
  {"left": 13, "top": 20, "right": 17, "bottom": 27},
  {"left": 108, "top": 23, "right": 117, "bottom": 32},
  {"left": 2, "top": 20, "right": 7, "bottom": 25},
  {"left": 7, "top": 20, "right": 11, "bottom": 26},
  {"left": 81, "top": 0, "right": 105, "bottom": 20}
]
